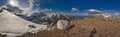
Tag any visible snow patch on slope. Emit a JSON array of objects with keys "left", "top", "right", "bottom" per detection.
[{"left": 0, "top": 10, "right": 47, "bottom": 37}]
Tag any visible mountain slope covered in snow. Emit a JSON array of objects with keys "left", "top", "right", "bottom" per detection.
[{"left": 0, "top": 10, "right": 47, "bottom": 37}]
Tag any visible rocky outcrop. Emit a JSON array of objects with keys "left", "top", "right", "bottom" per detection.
[
  {"left": 1, "top": 4, "right": 23, "bottom": 14},
  {"left": 28, "top": 12, "right": 74, "bottom": 25},
  {"left": 57, "top": 20, "right": 72, "bottom": 30}
]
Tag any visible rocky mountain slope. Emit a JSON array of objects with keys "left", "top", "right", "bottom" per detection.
[{"left": 6, "top": 18, "right": 120, "bottom": 37}]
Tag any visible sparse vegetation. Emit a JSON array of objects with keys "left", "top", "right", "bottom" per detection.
[{"left": 1, "top": 18, "right": 120, "bottom": 37}]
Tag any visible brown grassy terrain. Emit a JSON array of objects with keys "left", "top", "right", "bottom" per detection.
[{"left": 1, "top": 18, "right": 120, "bottom": 37}]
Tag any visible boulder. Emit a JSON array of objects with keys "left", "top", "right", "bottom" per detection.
[{"left": 57, "top": 20, "right": 71, "bottom": 30}]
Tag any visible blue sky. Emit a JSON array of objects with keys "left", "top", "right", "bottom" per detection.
[
  {"left": 40, "top": 0, "right": 120, "bottom": 11},
  {"left": 0, "top": 0, "right": 120, "bottom": 13}
]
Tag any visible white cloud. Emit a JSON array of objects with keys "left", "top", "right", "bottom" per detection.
[
  {"left": 85, "top": 9, "right": 112, "bottom": 18},
  {"left": 86, "top": 9, "right": 103, "bottom": 14},
  {"left": 71, "top": 8, "right": 79, "bottom": 13},
  {"left": 8, "top": 0, "right": 19, "bottom": 7}
]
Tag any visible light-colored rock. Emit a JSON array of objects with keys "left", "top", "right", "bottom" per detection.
[{"left": 57, "top": 20, "right": 71, "bottom": 30}]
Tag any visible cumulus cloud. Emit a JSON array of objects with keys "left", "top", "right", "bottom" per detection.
[
  {"left": 71, "top": 8, "right": 79, "bottom": 13},
  {"left": 86, "top": 9, "right": 104, "bottom": 14},
  {"left": 8, "top": 0, "right": 34, "bottom": 11},
  {"left": 85, "top": 9, "right": 120, "bottom": 19},
  {"left": 8, "top": 0, "right": 19, "bottom": 7},
  {"left": 5, "top": 0, "right": 38, "bottom": 16},
  {"left": 85, "top": 9, "right": 113, "bottom": 18},
  {"left": 17, "top": 0, "right": 35, "bottom": 15},
  {"left": 86, "top": 9, "right": 120, "bottom": 14}
]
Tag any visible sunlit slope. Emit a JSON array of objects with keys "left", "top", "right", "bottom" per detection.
[
  {"left": 17, "top": 18, "right": 120, "bottom": 37},
  {"left": 70, "top": 18, "right": 120, "bottom": 37},
  {"left": 0, "top": 10, "right": 47, "bottom": 36}
]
